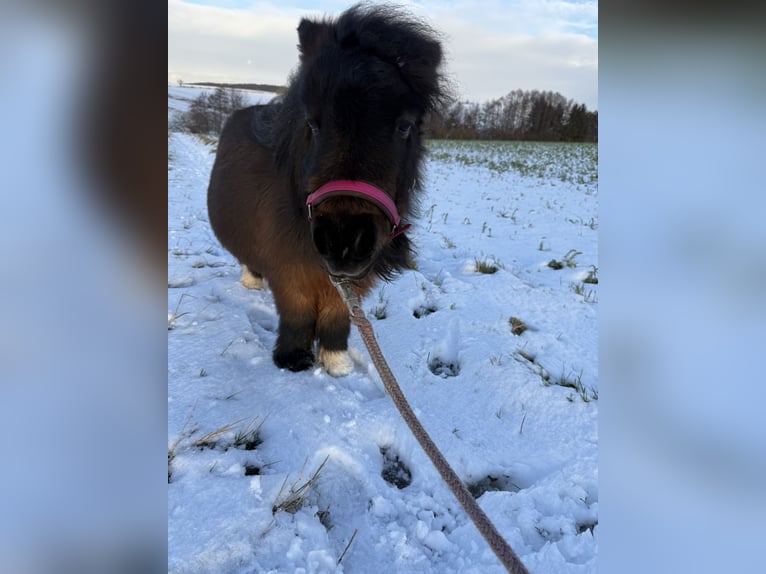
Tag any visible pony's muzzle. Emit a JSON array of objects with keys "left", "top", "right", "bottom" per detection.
[{"left": 311, "top": 214, "right": 377, "bottom": 278}]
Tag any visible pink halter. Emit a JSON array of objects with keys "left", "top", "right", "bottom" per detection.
[{"left": 306, "top": 180, "right": 410, "bottom": 238}]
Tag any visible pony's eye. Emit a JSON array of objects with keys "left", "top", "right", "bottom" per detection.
[
  {"left": 306, "top": 118, "right": 320, "bottom": 136},
  {"left": 397, "top": 121, "right": 413, "bottom": 139}
]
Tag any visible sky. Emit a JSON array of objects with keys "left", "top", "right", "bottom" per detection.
[{"left": 168, "top": 0, "right": 598, "bottom": 110}]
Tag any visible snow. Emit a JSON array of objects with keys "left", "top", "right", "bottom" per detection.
[{"left": 168, "top": 87, "right": 598, "bottom": 573}]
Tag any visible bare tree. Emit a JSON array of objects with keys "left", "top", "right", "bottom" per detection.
[{"left": 175, "top": 87, "right": 248, "bottom": 135}]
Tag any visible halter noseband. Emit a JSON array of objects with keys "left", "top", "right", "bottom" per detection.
[{"left": 306, "top": 180, "right": 410, "bottom": 239}]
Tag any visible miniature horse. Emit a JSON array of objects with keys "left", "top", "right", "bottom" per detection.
[{"left": 207, "top": 4, "right": 446, "bottom": 375}]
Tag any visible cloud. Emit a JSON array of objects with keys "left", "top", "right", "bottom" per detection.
[
  {"left": 444, "top": 30, "right": 597, "bottom": 105},
  {"left": 412, "top": 0, "right": 597, "bottom": 105},
  {"left": 168, "top": 0, "right": 306, "bottom": 85},
  {"left": 168, "top": 0, "right": 598, "bottom": 109},
  {"left": 418, "top": 0, "right": 597, "bottom": 38}
]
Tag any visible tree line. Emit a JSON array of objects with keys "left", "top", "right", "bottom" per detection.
[
  {"left": 425, "top": 89, "right": 597, "bottom": 142},
  {"left": 180, "top": 80, "right": 285, "bottom": 94},
  {"left": 173, "top": 86, "right": 597, "bottom": 143}
]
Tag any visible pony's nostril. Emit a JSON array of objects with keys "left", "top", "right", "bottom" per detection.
[
  {"left": 312, "top": 222, "right": 332, "bottom": 256},
  {"left": 352, "top": 226, "right": 375, "bottom": 258}
]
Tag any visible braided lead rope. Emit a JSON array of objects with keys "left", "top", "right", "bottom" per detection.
[{"left": 330, "top": 279, "right": 530, "bottom": 574}]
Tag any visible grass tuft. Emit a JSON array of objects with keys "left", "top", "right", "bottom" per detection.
[
  {"left": 193, "top": 419, "right": 243, "bottom": 450},
  {"left": 547, "top": 259, "right": 564, "bottom": 270},
  {"left": 273, "top": 456, "right": 328, "bottom": 514},
  {"left": 262, "top": 456, "right": 330, "bottom": 536},
  {"left": 168, "top": 293, "right": 195, "bottom": 330},
  {"left": 233, "top": 417, "right": 267, "bottom": 450},
  {"left": 583, "top": 265, "right": 599, "bottom": 284},
  {"left": 562, "top": 249, "right": 582, "bottom": 268},
  {"left": 545, "top": 367, "right": 599, "bottom": 403},
  {"left": 548, "top": 249, "right": 583, "bottom": 270},
  {"left": 370, "top": 287, "right": 388, "bottom": 320},
  {"left": 570, "top": 282, "right": 598, "bottom": 303},
  {"left": 475, "top": 257, "right": 500, "bottom": 274},
  {"left": 190, "top": 417, "right": 266, "bottom": 451},
  {"left": 441, "top": 236, "right": 456, "bottom": 249}
]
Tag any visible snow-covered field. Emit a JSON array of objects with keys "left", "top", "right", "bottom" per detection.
[
  {"left": 168, "top": 84, "right": 277, "bottom": 115},
  {"left": 168, "top": 87, "right": 598, "bottom": 573}
]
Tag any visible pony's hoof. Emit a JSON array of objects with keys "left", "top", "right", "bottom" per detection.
[
  {"left": 319, "top": 348, "right": 353, "bottom": 377},
  {"left": 273, "top": 348, "right": 315, "bottom": 372}
]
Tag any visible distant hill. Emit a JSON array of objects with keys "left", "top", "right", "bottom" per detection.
[{"left": 184, "top": 82, "right": 286, "bottom": 94}]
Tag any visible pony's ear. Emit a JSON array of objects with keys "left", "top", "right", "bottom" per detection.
[{"left": 297, "top": 19, "right": 334, "bottom": 61}]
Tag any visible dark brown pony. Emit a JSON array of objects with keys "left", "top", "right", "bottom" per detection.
[{"left": 207, "top": 3, "right": 447, "bottom": 375}]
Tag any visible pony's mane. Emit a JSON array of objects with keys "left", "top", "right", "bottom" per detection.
[{"left": 333, "top": 3, "right": 449, "bottom": 112}]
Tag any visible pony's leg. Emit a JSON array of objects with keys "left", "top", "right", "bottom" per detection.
[
  {"left": 270, "top": 278, "right": 316, "bottom": 372},
  {"left": 240, "top": 264, "right": 264, "bottom": 290},
  {"left": 316, "top": 283, "right": 353, "bottom": 377},
  {"left": 273, "top": 317, "right": 316, "bottom": 371}
]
